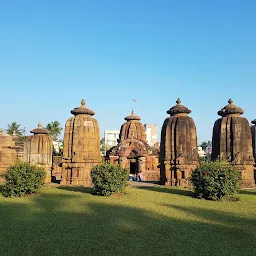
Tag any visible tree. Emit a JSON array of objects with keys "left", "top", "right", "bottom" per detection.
[
  {"left": 100, "top": 138, "right": 105, "bottom": 153},
  {"left": 46, "top": 121, "right": 63, "bottom": 141},
  {"left": 200, "top": 141, "right": 208, "bottom": 150},
  {"left": 6, "top": 122, "right": 23, "bottom": 136}
]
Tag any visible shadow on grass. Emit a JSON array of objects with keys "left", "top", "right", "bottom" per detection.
[
  {"left": 239, "top": 189, "right": 256, "bottom": 196},
  {"left": 57, "top": 186, "right": 94, "bottom": 194},
  {"left": 0, "top": 189, "right": 255, "bottom": 256},
  {"left": 136, "top": 186, "right": 193, "bottom": 197}
]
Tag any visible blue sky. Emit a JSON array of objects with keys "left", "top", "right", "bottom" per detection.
[{"left": 0, "top": 0, "right": 256, "bottom": 143}]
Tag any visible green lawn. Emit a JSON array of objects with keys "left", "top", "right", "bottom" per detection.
[{"left": 0, "top": 185, "right": 255, "bottom": 256}]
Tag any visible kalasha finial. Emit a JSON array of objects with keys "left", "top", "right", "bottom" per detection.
[
  {"left": 81, "top": 99, "right": 86, "bottom": 106},
  {"left": 38, "top": 122, "right": 43, "bottom": 128},
  {"left": 131, "top": 110, "right": 135, "bottom": 115},
  {"left": 176, "top": 98, "right": 181, "bottom": 105},
  {"left": 228, "top": 99, "right": 233, "bottom": 104}
]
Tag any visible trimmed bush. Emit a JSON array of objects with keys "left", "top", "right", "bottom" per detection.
[
  {"left": 191, "top": 160, "right": 241, "bottom": 201},
  {"left": 91, "top": 163, "right": 129, "bottom": 196},
  {"left": 2, "top": 162, "right": 46, "bottom": 197}
]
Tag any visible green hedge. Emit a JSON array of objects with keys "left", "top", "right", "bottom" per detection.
[
  {"left": 91, "top": 163, "right": 129, "bottom": 196},
  {"left": 2, "top": 162, "right": 46, "bottom": 197},
  {"left": 191, "top": 160, "right": 241, "bottom": 201}
]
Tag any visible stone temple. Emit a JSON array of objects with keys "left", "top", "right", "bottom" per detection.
[
  {"left": 106, "top": 110, "right": 159, "bottom": 181},
  {"left": 159, "top": 98, "right": 199, "bottom": 187},
  {"left": 61, "top": 99, "right": 101, "bottom": 186},
  {"left": 251, "top": 119, "right": 256, "bottom": 161},
  {"left": 212, "top": 99, "right": 255, "bottom": 188},
  {"left": 0, "top": 130, "right": 17, "bottom": 182},
  {"left": 23, "top": 123, "right": 53, "bottom": 183}
]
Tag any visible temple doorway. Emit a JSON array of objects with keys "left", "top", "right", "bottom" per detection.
[{"left": 130, "top": 161, "right": 137, "bottom": 174}]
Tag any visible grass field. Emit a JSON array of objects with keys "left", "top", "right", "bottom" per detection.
[{"left": 0, "top": 184, "right": 255, "bottom": 256}]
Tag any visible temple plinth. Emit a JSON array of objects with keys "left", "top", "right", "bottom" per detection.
[
  {"left": 160, "top": 98, "right": 199, "bottom": 187},
  {"left": 61, "top": 99, "right": 101, "bottom": 186},
  {"left": 23, "top": 123, "right": 53, "bottom": 183},
  {"left": 212, "top": 99, "right": 255, "bottom": 188},
  {"left": 107, "top": 110, "right": 160, "bottom": 181}
]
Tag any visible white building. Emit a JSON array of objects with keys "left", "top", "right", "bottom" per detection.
[
  {"left": 144, "top": 124, "right": 158, "bottom": 147},
  {"left": 198, "top": 146, "right": 206, "bottom": 158},
  {"left": 104, "top": 130, "right": 120, "bottom": 150}
]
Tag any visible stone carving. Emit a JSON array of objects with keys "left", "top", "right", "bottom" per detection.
[
  {"left": 61, "top": 99, "right": 101, "bottom": 186},
  {"left": 107, "top": 110, "right": 160, "bottom": 181},
  {"left": 212, "top": 99, "right": 255, "bottom": 188},
  {"left": 160, "top": 98, "right": 199, "bottom": 187},
  {"left": 23, "top": 123, "right": 53, "bottom": 183},
  {"left": 0, "top": 130, "right": 17, "bottom": 182}
]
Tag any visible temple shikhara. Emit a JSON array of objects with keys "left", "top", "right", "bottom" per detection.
[
  {"left": 212, "top": 99, "right": 255, "bottom": 188},
  {"left": 23, "top": 123, "right": 53, "bottom": 183},
  {"left": 251, "top": 119, "right": 256, "bottom": 161},
  {"left": 61, "top": 99, "right": 101, "bottom": 186},
  {"left": 106, "top": 110, "right": 159, "bottom": 180},
  {"left": 159, "top": 98, "right": 199, "bottom": 187}
]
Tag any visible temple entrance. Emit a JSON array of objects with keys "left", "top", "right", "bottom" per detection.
[{"left": 130, "top": 161, "right": 137, "bottom": 174}]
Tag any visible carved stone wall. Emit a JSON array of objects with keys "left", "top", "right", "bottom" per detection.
[{"left": 0, "top": 130, "right": 17, "bottom": 182}]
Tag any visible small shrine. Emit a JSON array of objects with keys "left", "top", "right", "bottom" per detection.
[
  {"left": 107, "top": 110, "right": 159, "bottom": 181},
  {"left": 23, "top": 123, "right": 53, "bottom": 183},
  {"left": 212, "top": 99, "right": 255, "bottom": 188},
  {"left": 159, "top": 98, "right": 199, "bottom": 187},
  {"left": 61, "top": 99, "right": 101, "bottom": 186}
]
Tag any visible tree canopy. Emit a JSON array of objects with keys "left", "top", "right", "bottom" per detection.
[
  {"left": 46, "top": 121, "right": 63, "bottom": 141},
  {"left": 6, "top": 122, "right": 23, "bottom": 136}
]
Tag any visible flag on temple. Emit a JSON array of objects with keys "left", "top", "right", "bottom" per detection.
[{"left": 132, "top": 99, "right": 136, "bottom": 102}]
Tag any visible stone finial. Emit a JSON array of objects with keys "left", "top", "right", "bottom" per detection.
[
  {"left": 71, "top": 99, "right": 95, "bottom": 116},
  {"left": 176, "top": 98, "right": 181, "bottom": 105},
  {"left": 125, "top": 110, "right": 141, "bottom": 121},
  {"left": 30, "top": 123, "right": 50, "bottom": 135},
  {"left": 167, "top": 98, "right": 191, "bottom": 116},
  {"left": 81, "top": 99, "right": 86, "bottom": 106},
  {"left": 218, "top": 99, "right": 244, "bottom": 117}
]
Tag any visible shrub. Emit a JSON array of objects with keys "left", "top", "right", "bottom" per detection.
[
  {"left": 191, "top": 160, "right": 241, "bottom": 201},
  {"left": 2, "top": 162, "right": 46, "bottom": 197},
  {"left": 91, "top": 163, "right": 129, "bottom": 196}
]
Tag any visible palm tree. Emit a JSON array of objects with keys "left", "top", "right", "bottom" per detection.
[
  {"left": 46, "top": 121, "right": 63, "bottom": 141},
  {"left": 6, "top": 122, "right": 22, "bottom": 136}
]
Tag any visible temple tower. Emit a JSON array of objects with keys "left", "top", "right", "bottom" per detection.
[
  {"left": 0, "top": 130, "right": 17, "bottom": 182},
  {"left": 107, "top": 110, "right": 159, "bottom": 181},
  {"left": 212, "top": 99, "right": 255, "bottom": 188},
  {"left": 160, "top": 98, "right": 199, "bottom": 187},
  {"left": 61, "top": 99, "right": 101, "bottom": 186},
  {"left": 119, "top": 110, "right": 146, "bottom": 141},
  {"left": 23, "top": 123, "right": 53, "bottom": 183},
  {"left": 251, "top": 119, "right": 256, "bottom": 161}
]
